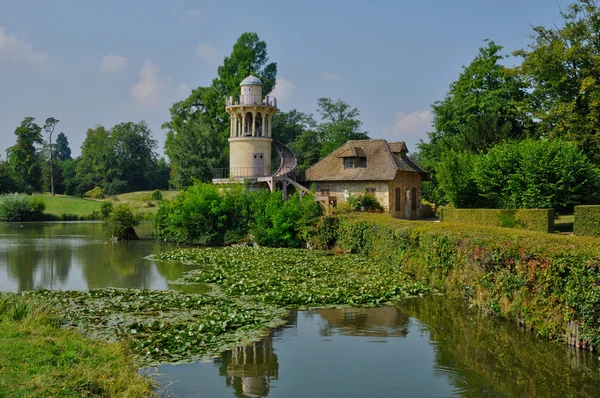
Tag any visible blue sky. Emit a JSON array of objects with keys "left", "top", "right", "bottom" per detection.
[{"left": 0, "top": 0, "right": 565, "bottom": 158}]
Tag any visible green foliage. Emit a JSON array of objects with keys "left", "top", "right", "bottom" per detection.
[
  {"left": 164, "top": 118, "right": 222, "bottom": 188},
  {"left": 473, "top": 139, "right": 600, "bottom": 209},
  {"left": 346, "top": 193, "right": 384, "bottom": 212},
  {"left": 100, "top": 201, "right": 114, "bottom": 219},
  {"left": 0, "top": 194, "right": 46, "bottom": 222},
  {"left": 440, "top": 208, "right": 555, "bottom": 233},
  {"left": 157, "top": 246, "right": 430, "bottom": 308},
  {"left": 6, "top": 117, "right": 44, "bottom": 193},
  {"left": 0, "top": 293, "right": 155, "bottom": 396},
  {"left": 55, "top": 132, "right": 72, "bottom": 161},
  {"left": 104, "top": 204, "right": 139, "bottom": 240},
  {"left": 84, "top": 186, "right": 104, "bottom": 199},
  {"left": 155, "top": 182, "right": 321, "bottom": 247},
  {"left": 26, "top": 288, "right": 286, "bottom": 366},
  {"left": 0, "top": 161, "right": 16, "bottom": 194},
  {"left": 436, "top": 150, "right": 487, "bottom": 208},
  {"left": 151, "top": 190, "right": 162, "bottom": 200},
  {"left": 574, "top": 205, "right": 600, "bottom": 236},
  {"left": 250, "top": 190, "right": 322, "bottom": 247},
  {"left": 316, "top": 97, "right": 370, "bottom": 158},
  {"left": 312, "top": 213, "right": 600, "bottom": 348},
  {"left": 514, "top": 0, "right": 600, "bottom": 165}
]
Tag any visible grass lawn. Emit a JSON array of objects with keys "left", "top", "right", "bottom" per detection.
[
  {"left": 0, "top": 294, "right": 154, "bottom": 397},
  {"left": 555, "top": 213, "right": 574, "bottom": 233},
  {"left": 40, "top": 191, "right": 179, "bottom": 218},
  {"left": 40, "top": 193, "right": 103, "bottom": 217}
]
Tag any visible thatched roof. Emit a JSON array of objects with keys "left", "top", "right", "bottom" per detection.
[{"left": 306, "top": 139, "right": 428, "bottom": 182}]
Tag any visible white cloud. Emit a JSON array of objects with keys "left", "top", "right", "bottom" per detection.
[
  {"left": 196, "top": 42, "right": 217, "bottom": 60},
  {"left": 130, "top": 60, "right": 163, "bottom": 107},
  {"left": 382, "top": 110, "right": 433, "bottom": 144},
  {"left": 270, "top": 78, "right": 296, "bottom": 102},
  {"left": 99, "top": 53, "right": 127, "bottom": 73},
  {"left": 185, "top": 10, "right": 200, "bottom": 19},
  {"left": 322, "top": 72, "right": 342, "bottom": 81},
  {"left": 0, "top": 27, "right": 47, "bottom": 66}
]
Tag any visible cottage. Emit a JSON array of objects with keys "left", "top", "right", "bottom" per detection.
[{"left": 305, "top": 139, "right": 428, "bottom": 219}]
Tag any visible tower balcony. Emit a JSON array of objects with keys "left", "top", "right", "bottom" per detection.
[{"left": 226, "top": 95, "right": 277, "bottom": 108}]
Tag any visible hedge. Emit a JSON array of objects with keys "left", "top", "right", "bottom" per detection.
[
  {"left": 440, "top": 208, "right": 555, "bottom": 233},
  {"left": 574, "top": 205, "right": 600, "bottom": 237},
  {"left": 310, "top": 213, "right": 600, "bottom": 349}
]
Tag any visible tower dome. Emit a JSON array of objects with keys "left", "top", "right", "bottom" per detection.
[{"left": 240, "top": 75, "right": 262, "bottom": 86}]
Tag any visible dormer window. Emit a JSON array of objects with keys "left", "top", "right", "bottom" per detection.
[{"left": 344, "top": 156, "right": 367, "bottom": 169}]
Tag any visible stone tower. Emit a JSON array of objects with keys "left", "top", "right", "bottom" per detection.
[{"left": 225, "top": 75, "right": 277, "bottom": 177}]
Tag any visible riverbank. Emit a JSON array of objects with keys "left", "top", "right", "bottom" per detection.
[
  {"left": 0, "top": 293, "right": 154, "bottom": 397},
  {"left": 312, "top": 213, "right": 600, "bottom": 349}
]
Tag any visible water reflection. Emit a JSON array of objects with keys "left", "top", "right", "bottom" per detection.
[
  {"left": 158, "top": 300, "right": 600, "bottom": 398},
  {"left": 0, "top": 222, "right": 193, "bottom": 292}
]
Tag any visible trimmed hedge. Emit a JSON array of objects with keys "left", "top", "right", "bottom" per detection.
[
  {"left": 310, "top": 213, "right": 600, "bottom": 349},
  {"left": 440, "top": 208, "right": 555, "bottom": 233},
  {"left": 574, "top": 205, "right": 600, "bottom": 237}
]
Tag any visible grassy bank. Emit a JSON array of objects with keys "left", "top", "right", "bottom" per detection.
[
  {"left": 312, "top": 213, "right": 600, "bottom": 348},
  {"left": 0, "top": 293, "right": 154, "bottom": 397},
  {"left": 37, "top": 190, "right": 178, "bottom": 220}
]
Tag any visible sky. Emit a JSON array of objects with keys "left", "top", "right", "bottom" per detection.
[{"left": 0, "top": 0, "right": 567, "bottom": 159}]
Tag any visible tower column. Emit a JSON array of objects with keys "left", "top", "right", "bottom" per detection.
[
  {"left": 262, "top": 114, "right": 266, "bottom": 137},
  {"left": 241, "top": 114, "right": 246, "bottom": 136},
  {"left": 230, "top": 115, "right": 234, "bottom": 137},
  {"left": 268, "top": 114, "right": 273, "bottom": 137},
  {"left": 252, "top": 111, "right": 256, "bottom": 137}
]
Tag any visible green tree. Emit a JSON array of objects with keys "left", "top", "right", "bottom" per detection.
[
  {"left": 473, "top": 139, "right": 600, "bottom": 209},
  {"left": 514, "top": 0, "right": 600, "bottom": 164},
  {"left": 418, "top": 41, "right": 535, "bottom": 204},
  {"left": 0, "top": 160, "right": 15, "bottom": 194},
  {"left": 111, "top": 121, "right": 158, "bottom": 192},
  {"left": 6, "top": 117, "right": 44, "bottom": 193},
  {"left": 75, "top": 126, "right": 117, "bottom": 195},
  {"left": 272, "top": 109, "right": 316, "bottom": 145},
  {"left": 316, "top": 97, "right": 369, "bottom": 157},
  {"left": 288, "top": 129, "right": 322, "bottom": 176},
  {"left": 435, "top": 150, "right": 488, "bottom": 208},
  {"left": 43, "top": 117, "right": 59, "bottom": 196},
  {"left": 164, "top": 118, "right": 221, "bottom": 189},
  {"left": 55, "top": 132, "right": 72, "bottom": 161}
]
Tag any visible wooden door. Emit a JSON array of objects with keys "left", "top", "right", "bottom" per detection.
[{"left": 253, "top": 153, "right": 264, "bottom": 176}]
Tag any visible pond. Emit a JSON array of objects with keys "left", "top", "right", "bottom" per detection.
[{"left": 2, "top": 222, "right": 600, "bottom": 397}]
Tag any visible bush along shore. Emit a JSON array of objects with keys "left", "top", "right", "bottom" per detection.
[{"left": 309, "top": 213, "right": 600, "bottom": 350}]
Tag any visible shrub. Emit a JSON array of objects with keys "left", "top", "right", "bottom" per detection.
[
  {"left": 473, "top": 139, "right": 600, "bottom": 209},
  {"left": 311, "top": 213, "right": 600, "bottom": 348},
  {"left": 436, "top": 150, "right": 488, "bottom": 208},
  {"left": 346, "top": 193, "right": 384, "bottom": 212},
  {"left": 100, "top": 202, "right": 114, "bottom": 219},
  {"left": 151, "top": 190, "right": 162, "bottom": 201},
  {"left": 84, "top": 187, "right": 104, "bottom": 199},
  {"left": 154, "top": 182, "right": 321, "bottom": 247},
  {"left": 104, "top": 204, "right": 139, "bottom": 240},
  {"left": 574, "top": 205, "right": 600, "bottom": 237},
  {"left": 0, "top": 194, "right": 46, "bottom": 222},
  {"left": 440, "top": 208, "right": 555, "bottom": 233}
]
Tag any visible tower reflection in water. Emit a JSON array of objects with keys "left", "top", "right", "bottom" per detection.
[{"left": 213, "top": 312, "right": 297, "bottom": 397}]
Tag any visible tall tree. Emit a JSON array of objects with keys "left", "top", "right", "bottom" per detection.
[
  {"left": 164, "top": 118, "right": 221, "bottom": 189},
  {"left": 111, "top": 121, "right": 158, "bottom": 191},
  {"left": 316, "top": 97, "right": 369, "bottom": 157},
  {"left": 6, "top": 117, "right": 44, "bottom": 193},
  {"left": 418, "top": 41, "right": 535, "bottom": 204},
  {"left": 55, "top": 132, "right": 72, "bottom": 161},
  {"left": 43, "top": 117, "right": 59, "bottom": 196},
  {"left": 514, "top": 0, "right": 600, "bottom": 164},
  {"left": 75, "top": 126, "right": 116, "bottom": 195},
  {"left": 271, "top": 109, "right": 316, "bottom": 145},
  {"left": 0, "top": 160, "right": 15, "bottom": 194},
  {"left": 163, "top": 32, "right": 277, "bottom": 188}
]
